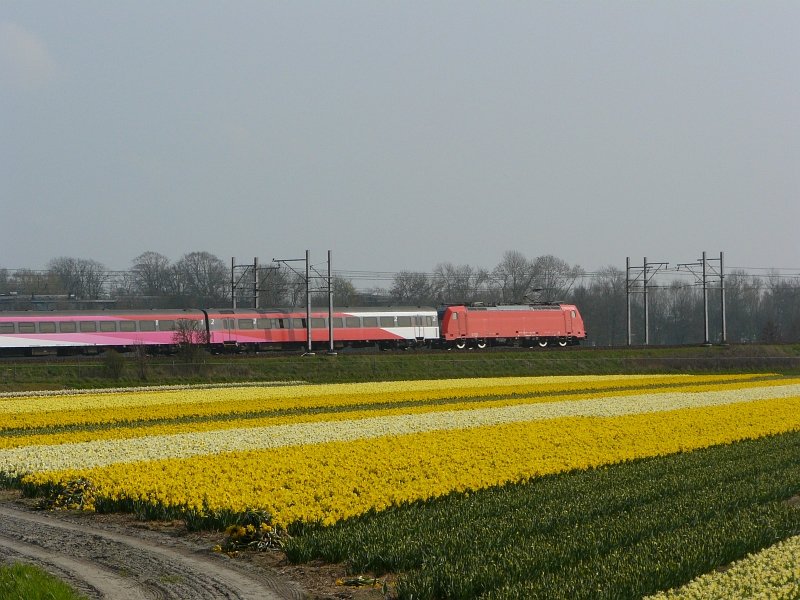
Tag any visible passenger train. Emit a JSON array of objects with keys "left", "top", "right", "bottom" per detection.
[{"left": 0, "top": 303, "right": 586, "bottom": 356}]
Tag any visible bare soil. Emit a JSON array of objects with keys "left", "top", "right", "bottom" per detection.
[{"left": 0, "top": 489, "right": 394, "bottom": 600}]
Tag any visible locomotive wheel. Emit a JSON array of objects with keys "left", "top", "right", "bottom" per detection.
[
  {"left": 476, "top": 339, "right": 487, "bottom": 349},
  {"left": 538, "top": 340, "right": 548, "bottom": 348},
  {"left": 558, "top": 339, "right": 568, "bottom": 347},
  {"left": 455, "top": 339, "right": 467, "bottom": 350}
]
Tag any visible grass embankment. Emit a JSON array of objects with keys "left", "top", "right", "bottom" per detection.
[
  {"left": 0, "top": 563, "right": 87, "bottom": 600},
  {"left": 1, "top": 344, "right": 799, "bottom": 392}
]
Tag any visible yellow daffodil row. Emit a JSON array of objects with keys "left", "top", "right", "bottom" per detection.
[
  {"left": 1, "top": 375, "right": 794, "bottom": 452},
  {"left": 0, "top": 373, "right": 780, "bottom": 434},
  {"left": 647, "top": 534, "right": 800, "bottom": 599},
  {"left": 4, "top": 381, "right": 800, "bottom": 476},
  {"left": 19, "top": 389, "right": 800, "bottom": 527}
]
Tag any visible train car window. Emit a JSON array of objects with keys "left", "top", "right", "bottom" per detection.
[
  {"left": 159, "top": 320, "right": 175, "bottom": 331},
  {"left": 397, "top": 316, "right": 412, "bottom": 327},
  {"left": 238, "top": 319, "right": 254, "bottom": 329},
  {"left": 0, "top": 323, "right": 14, "bottom": 334},
  {"left": 39, "top": 322, "right": 57, "bottom": 334},
  {"left": 379, "top": 316, "right": 394, "bottom": 327},
  {"left": 257, "top": 318, "right": 272, "bottom": 329},
  {"left": 59, "top": 322, "right": 77, "bottom": 333},
  {"left": 363, "top": 316, "right": 378, "bottom": 327},
  {"left": 18, "top": 323, "right": 36, "bottom": 334},
  {"left": 292, "top": 318, "right": 305, "bottom": 329},
  {"left": 275, "top": 319, "right": 286, "bottom": 329},
  {"left": 451, "top": 313, "right": 458, "bottom": 320},
  {"left": 119, "top": 321, "right": 136, "bottom": 332},
  {"left": 79, "top": 321, "right": 97, "bottom": 333},
  {"left": 99, "top": 321, "right": 116, "bottom": 332},
  {"left": 311, "top": 318, "right": 326, "bottom": 329},
  {"left": 139, "top": 320, "right": 156, "bottom": 332},
  {"left": 332, "top": 317, "right": 343, "bottom": 328},
  {"left": 345, "top": 316, "right": 360, "bottom": 328}
]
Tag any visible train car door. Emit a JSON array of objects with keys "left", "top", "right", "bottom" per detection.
[
  {"left": 414, "top": 314, "right": 425, "bottom": 340},
  {"left": 223, "top": 318, "right": 235, "bottom": 344},
  {"left": 455, "top": 310, "right": 466, "bottom": 337}
]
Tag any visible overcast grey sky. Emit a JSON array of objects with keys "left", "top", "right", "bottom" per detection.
[{"left": 2, "top": 1, "right": 798, "bottom": 276}]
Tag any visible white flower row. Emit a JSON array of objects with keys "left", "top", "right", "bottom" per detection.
[
  {"left": 0, "top": 380, "right": 305, "bottom": 399},
  {"left": 0, "top": 374, "right": 664, "bottom": 415},
  {"left": 648, "top": 534, "right": 800, "bottom": 598},
  {"left": 1, "top": 382, "right": 799, "bottom": 478}
]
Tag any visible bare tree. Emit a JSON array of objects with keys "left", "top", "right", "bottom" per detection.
[
  {"left": 173, "top": 251, "right": 228, "bottom": 306},
  {"left": 48, "top": 257, "right": 109, "bottom": 299},
  {"left": 10, "top": 269, "right": 56, "bottom": 296},
  {"left": 572, "top": 266, "right": 626, "bottom": 346},
  {"left": 433, "top": 263, "right": 490, "bottom": 304},
  {"left": 492, "top": 251, "right": 536, "bottom": 303},
  {"left": 284, "top": 271, "right": 307, "bottom": 308},
  {"left": 257, "top": 266, "right": 291, "bottom": 307},
  {"left": 310, "top": 275, "right": 358, "bottom": 306},
  {"left": 132, "top": 251, "right": 174, "bottom": 298},
  {"left": 333, "top": 277, "right": 358, "bottom": 305},
  {"left": 725, "top": 271, "right": 763, "bottom": 343},
  {"left": 532, "top": 255, "right": 584, "bottom": 301},
  {"left": 390, "top": 271, "right": 436, "bottom": 305}
]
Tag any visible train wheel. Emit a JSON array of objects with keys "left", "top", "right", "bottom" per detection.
[
  {"left": 538, "top": 340, "right": 548, "bottom": 348},
  {"left": 558, "top": 339, "right": 568, "bottom": 347},
  {"left": 477, "top": 339, "right": 487, "bottom": 349},
  {"left": 455, "top": 339, "right": 467, "bottom": 350}
]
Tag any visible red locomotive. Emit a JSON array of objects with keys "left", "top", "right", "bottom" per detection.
[{"left": 438, "top": 303, "right": 586, "bottom": 349}]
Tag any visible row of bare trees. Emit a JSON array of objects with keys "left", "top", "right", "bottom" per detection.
[{"left": 1, "top": 250, "right": 799, "bottom": 345}]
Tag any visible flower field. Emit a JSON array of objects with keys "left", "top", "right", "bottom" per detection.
[{"left": 2, "top": 373, "right": 800, "bottom": 598}]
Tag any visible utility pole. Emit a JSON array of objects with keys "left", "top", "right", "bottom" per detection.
[
  {"left": 720, "top": 251, "right": 727, "bottom": 344},
  {"left": 626, "top": 257, "right": 632, "bottom": 346},
  {"left": 273, "top": 250, "right": 334, "bottom": 356},
  {"left": 253, "top": 257, "right": 259, "bottom": 309},
  {"left": 231, "top": 257, "right": 275, "bottom": 310},
  {"left": 231, "top": 257, "right": 236, "bottom": 309},
  {"left": 677, "top": 251, "right": 726, "bottom": 345},
  {"left": 626, "top": 257, "right": 668, "bottom": 345},
  {"left": 327, "top": 250, "right": 335, "bottom": 354}
]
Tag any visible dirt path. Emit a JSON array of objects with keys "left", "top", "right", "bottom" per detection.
[{"left": 0, "top": 502, "right": 306, "bottom": 599}]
